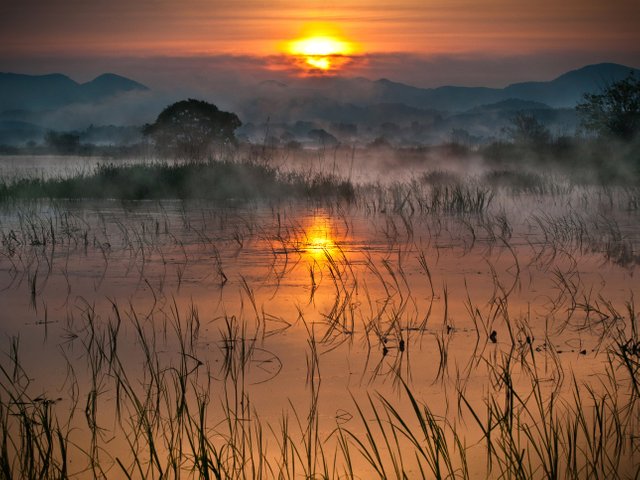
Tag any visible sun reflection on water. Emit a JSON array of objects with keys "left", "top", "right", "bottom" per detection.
[{"left": 304, "top": 218, "right": 337, "bottom": 258}]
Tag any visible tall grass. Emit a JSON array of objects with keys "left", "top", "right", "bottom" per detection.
[
  {"left": 0, "top": 160, "right": 355, "bottom": 203},
  {"left": 1, "top": 286, "right": 638, "bottom": 478},
  {"left": 0, "top": 167, "right": 639, "bottom": 478}
]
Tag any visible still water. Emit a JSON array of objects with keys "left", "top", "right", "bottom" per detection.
[{"left": 0, "top": 156, "right": 639, "bottom": 478}]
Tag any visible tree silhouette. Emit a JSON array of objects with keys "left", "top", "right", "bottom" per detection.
[
  {"left": 144, "top": 99, "right": 241, "bottom": 160},
  {"left": 504, "top": 112, "right": 551, "bottom": 148},
  {"left": 576, "top": 73, "right": 640, "bottom": 141},
  {"left": 45, "top": 130, "right": 80, "bottom": 154}
]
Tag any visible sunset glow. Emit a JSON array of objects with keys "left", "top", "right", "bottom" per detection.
[
  {"left": 304, "top": 220, "right": 337, "bottom": 257},
  {"left": 1, "top": 1, "right": 638, "bottom": 84},
  {"left": 286, "top": 34, "right": 356, "bottom": 72},
  {"left": 288, "top": 37, "right": 353, "bottom": 57},
  {"left": 2, "top": 0, "right": 640, "bottom": 477}
]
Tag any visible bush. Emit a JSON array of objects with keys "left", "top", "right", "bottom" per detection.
[{"left": 577, "top": 73, "right": 640, "bottom": 141}]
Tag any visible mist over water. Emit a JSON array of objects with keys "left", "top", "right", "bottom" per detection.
[
  {"left": 1, "top": 56, "right": 640, "bottom": 479},
  {"left": 2, "top": 167, "right": 640, "bottom": 477}
]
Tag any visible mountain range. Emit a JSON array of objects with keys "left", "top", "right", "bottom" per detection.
[
  {"left": 252, "top": 62, "right": 640, "bottom": 113},
  {"left": 0, "top": 62, "right": 638, "bottom": 146},
  {"left": 0, "top": 72, "right": 148, "bottom": 112}
]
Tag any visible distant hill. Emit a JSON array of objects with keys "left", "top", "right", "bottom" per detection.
[
  {"left": 0, "top": 72, "right": 148, "bottom": 112},
  {"left": 268, "top": 62, "right": 640, "bottom": 113},
  {"left": 78, "top": 73, "right": 148, "bottom": 101},
  {"left": 240, "top": 94, "right": 440, "bottom": 126},
  {"left": 0, "top": 120, "right": 46, "bottom": 144},
  {"left": 0, "top": 62, "right": 636, "bottom": 147},
  {"left": 502, "top": 63, "right": 639, "bottom": 106},
  {"left": 242, "top": 65, "right": 635, "bottom": 144},
  {"left": 2, "top": 62, "right": 636, "bottom": 118},
  {"left": 374, "top": 63, "right": 640, "bottom": 110},
  {"left": 468, "top": 99, "right": 552, "bottom": 113}
]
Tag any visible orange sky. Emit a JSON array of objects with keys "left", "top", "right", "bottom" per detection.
[
  {"left": 2, "top": 0, "right": 639, "bottom": 56},
  {"left": 1, "top": 0, "right": 639, "bottom": 85}
]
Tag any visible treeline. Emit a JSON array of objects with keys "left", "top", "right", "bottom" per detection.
[
  {"left": 0, "top": 124, "right": 145, "bottom": 156},
  {"left": 0, "top": 141, "right": 148, "bottom": 157},
  {"left": 1, "top": 74, "right": 638, "bottom": 183}
]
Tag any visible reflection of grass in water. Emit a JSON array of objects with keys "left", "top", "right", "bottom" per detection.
[
  {"left": 1, "top": 175, "right": 640, "bottom": 477},
  {"left": 3, "top": 236, "right": 639, "bottom": 478},
  {"left": 0, "top": 160, "right": 356, "bottom": 202},
  {"left": 2, "top": 297, "right": 638, "bottom": 477}
]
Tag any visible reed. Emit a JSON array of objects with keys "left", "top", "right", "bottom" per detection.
[{"left": 0, "top": 165, "right": 639, "bottom": 479}]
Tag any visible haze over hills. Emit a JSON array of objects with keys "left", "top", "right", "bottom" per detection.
[
  {"left": 0, "top": 62, "right": 637, "bottom": 146},
  {"left": 237, "top": 63, "right": 638, "bottom": 144},
  {"left": 259, "top": 62, "right": 640, "bottom": 112},
  {"left": 0, "top": 72, "right": 148, "bottom": 111},
  {"left": 0, "top": 73, "right": 156, "bottom": 144}
]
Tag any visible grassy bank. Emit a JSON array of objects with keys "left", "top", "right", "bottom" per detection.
[{"left": 0, "top": 160, "right": 356, "bottom": 202}]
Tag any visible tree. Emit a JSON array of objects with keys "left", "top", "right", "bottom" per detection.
[
  {"left": 504, "top": 112, "right": 551, "bottom": 148},
  {"left": 576, "top": 73, "right": 640, "bottom": 141},
  {"left": 307, "top": 128, "right": 338, "bottom": 147},
  {"left": 144, "top": 99, "right": 241, "bottom": 160},
  {"left": 45, "top": 130, "right": 80, "bottom": 154}
]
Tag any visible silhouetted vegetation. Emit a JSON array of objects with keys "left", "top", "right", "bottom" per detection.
[
  {"left": 44, "top": 130, "right": 80, "bottom": 154},
  {"left": 0, "top": 160, "right": 355, "bottom": 202},
  {"left": 504, "top": 112, "right": 552, "bottom": 148},
  {"left": 307, "top": 128, "right": 339, "bottom": 146},
  {"left": 143, "top": 99, "right": 241, "bottom": 160},
  {"left": 2, "top": 86, "right": 640, "bottom": 186},
  {"left": 577, "top": 73, "right": 640, "bottom": 141}
]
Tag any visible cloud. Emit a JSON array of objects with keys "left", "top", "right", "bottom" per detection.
[{"left": 263, "top": 53, "right": 366, "bottom": 77}]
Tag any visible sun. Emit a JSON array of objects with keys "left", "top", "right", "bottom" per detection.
[
  {"left": 285, "top": 33, "right": 355, "bottom": 73},
  {"left": 288, "top": 37, "right": 353, "bottom": 57}
]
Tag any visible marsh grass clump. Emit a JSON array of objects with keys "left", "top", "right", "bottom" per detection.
[
  {"left": 1, "top": 159, "right": 640, "bottom": 478},
  {"left": 427, "top": 184, "right": 494, "bottom": 214},
  {"left": 482, "top": 169, "right": 564, "bottom": 194},
  {"left": 0, "top": 160, "right": 356, "bottom": 203},
  {"left": 415, "top": 174, "right": 494, "bottom": 214},
  {"left": 283, "top": 171, "right": 356, "bottom": 203},
  {"left": 362, "top": 180, "right": 494, "bottom": 216},
  {"left": 420, "top": 170, "right": 462, "bottom": 186}
]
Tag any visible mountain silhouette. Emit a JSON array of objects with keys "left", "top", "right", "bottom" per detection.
[
  {"left": 0, "top": 72, "right": 148, "bottom": 112},
  {"left": 0, "top": 62, "right": 637, "bottom": 146},
  {"left": 502, "top": 63, "right": 639, "bottom": 106},
  {"left": 263, "top": 62, "right": 640, "bottom": 114}
]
